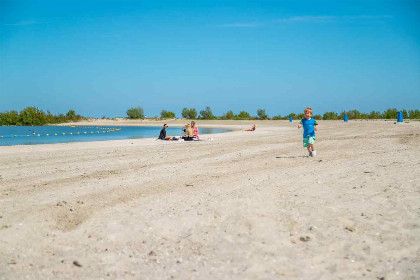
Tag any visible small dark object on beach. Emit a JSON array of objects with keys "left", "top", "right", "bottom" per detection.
[
  {"left": 148, "top": 250, "right": 157, "bottom": 257},
  {"left": 73, "top": 261, "right": 82, "bottom": 267},
  {"left": 300, "top": 236, "right": 311, "bottom": 242},
  {"left": 345, "top": 226, "right": 355, "bottom": 232}
]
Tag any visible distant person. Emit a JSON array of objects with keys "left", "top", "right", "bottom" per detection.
[
  {"left": 297, "top": 107, "right": 319, "bottom": 157},
  {"left": 191, "top": 121, "right": 200, "bottom": 140},
  {"left": 245, "top": 125, "right": 256, "bottom": 131},
  {"left": 181, "top": 124, "right": 194, "bottom": 141},
  {"left": 158, "top": 124, "right": 173, "bottom": 140}
]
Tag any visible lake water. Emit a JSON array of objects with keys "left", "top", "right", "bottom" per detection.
[{"left": 0, "top": 126, "right": 231, "bottom": 146}]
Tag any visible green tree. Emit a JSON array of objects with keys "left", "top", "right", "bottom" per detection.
[
  {"left": 0, "top": 110, "right": 20, "bottom": 125},
  {"left": 409, "top": 109, "right": 420, "bottom": 119},
  {"left": 236, "top": 111, "right": 251, "bottom": 120},
  {"left": 66, "top": 110, "right": 77, "bottom": 120},
  {"left": 161, "top": 110, "right": 176, "bottom": 118},
  {"left": 221, "top": 110, "right": 235, "bottom": 120},
  {"left": 189, "top": 108, "right": 197, "bottom": 119},
  {"left": 257, "top": 109, "right": 268, "bottom": 120},
  {"left": 181, "top": 108, "right": 197, "bottom": 119},
  {"left": 368, "top": 111, "right": 381, "bottom": 119},
  {"left": 382, "top": 108, "right": 398, "bottom": 119},
  {"left": 323, "top": 111, "right": 339, "bottom": 120},
  {"left": 342, "top": 109, "right": 362, "bottom": 120},
  {"left": 20, "top": 107, "right": 47, "bottom": 126},
  {"left": 181, "top": 108, "right": 189, "bottom": 118},
  {"left": 126, "top": 107, "right": 144, "bottom": 119},
  {"left": 199, "top": 107, "right": 215, "bottom": 119},
  {"left": 271, "top": 114, "right": 282, "bottom": 120}
]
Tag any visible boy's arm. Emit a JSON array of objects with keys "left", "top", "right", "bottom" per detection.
[
  {"left": 314, "top": 120, "right": 319, "bottom": 131},
  {"left": 297, "top": 120, "right": 303, "bottom": 129}
]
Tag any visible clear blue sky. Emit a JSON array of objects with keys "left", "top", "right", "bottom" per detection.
[{"left": 1, "top": 0, "right": 419, "bottom": 117}]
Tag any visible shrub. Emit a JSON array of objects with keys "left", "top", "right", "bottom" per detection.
[
  {"left": 323, "top": 111, "right": 339, "bottom": 120},
  {"left": 161, "top": 110, "right": 176, "bottom": 119},
  {"left": 368, "top": 111, "right": 382, "bottom": 119},
  {"left": 0, "top": 110, "right": 20, "bottom": 125},
  {"left": 221, "top": 110, "right": 235, "bottom": 120},
  {"left": 181, "top": 108, "right": 197, "bottom": 119},
  {"left": 66, "top": 110, "right": 77, "bottom": 120},
  {"left": 382, "top": 108, "right": 398, "bottom": 119},
  {"left": 236, "top": 111, "right": 251, "bottom": 120},
  {"left": 126, "top": 107, "right": 144, "bottom": 119},
  {"left": 199, "top": 107, "right": 215, "bottom": 119},
  {"left": 409, "top": 109, "right": 420, "bottom": 119},
  {"left": 20, "top": 107, "right": 47, "bottom": 126},
  {"left": 257, "top": 109, "right": 268, "bottom": 120}
]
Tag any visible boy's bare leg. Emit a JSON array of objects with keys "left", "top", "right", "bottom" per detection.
[{"left": 307, "top": 146, "right": 312, "bottom": 153}]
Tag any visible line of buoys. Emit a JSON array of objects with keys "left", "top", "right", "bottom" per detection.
[{"left": 1, "top": 128, "right": 121, "bottom": 139}]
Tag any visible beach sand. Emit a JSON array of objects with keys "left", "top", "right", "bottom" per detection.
[{"left": 0, "top": 119, "right": 419, "bottom": 279}]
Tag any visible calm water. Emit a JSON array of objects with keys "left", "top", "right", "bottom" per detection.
[{"left": 0, "top": 126, "right": 230, "bottom": 146}]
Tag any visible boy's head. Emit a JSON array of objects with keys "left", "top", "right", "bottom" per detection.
[{"left": 304, "top": 107, "right": 313, "bottom": 119}]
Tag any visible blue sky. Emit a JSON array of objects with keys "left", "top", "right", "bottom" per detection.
[{"left": 1, "top": 0, "right": 419, "bottom": 117}]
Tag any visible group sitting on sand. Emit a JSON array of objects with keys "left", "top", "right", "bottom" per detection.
[{"left": 158, "top": 121, "right": 200, "bottom": 141}]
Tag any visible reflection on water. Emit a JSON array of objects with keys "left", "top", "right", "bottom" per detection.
[{"left": 0, "top": 126, "right": 230, "bottom": 146}]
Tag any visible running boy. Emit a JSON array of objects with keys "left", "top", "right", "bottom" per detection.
[{"left": 297, "top": 107, "right": 319, "bottom": 157}]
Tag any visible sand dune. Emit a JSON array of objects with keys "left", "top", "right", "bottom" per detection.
[{"left": 0, "top": 120, "right": 419, "bottom": 279}]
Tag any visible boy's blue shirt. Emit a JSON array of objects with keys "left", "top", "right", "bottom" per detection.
[{"left": 300, "top": 118, "right": 318, "bottom": 138}]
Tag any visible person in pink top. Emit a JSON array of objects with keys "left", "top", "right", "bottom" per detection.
[{"left": 191, "top": 121, "right": 199, "bottom": 140}]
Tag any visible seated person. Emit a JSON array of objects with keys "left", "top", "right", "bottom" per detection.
[
  {"left": 191, "top": 121, "right": 199, "bottom": 140},
  {"left": 245, "top": 125, "right": 256, "bottom": 131},
  {"left": 158, "top": 124, "right": 173, "bottom": 140},
  {"left": 180, "top": 124, "right": 194, "bottom": 141}
]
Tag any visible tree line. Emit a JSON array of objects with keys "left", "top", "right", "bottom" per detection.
[
  {"left": 0, "top": 107, "right": 84, "bottom": 126},
  {"left": 2, "top": 106, "right": 418, "bottom": 126},
  {"left": 127, "top": 107, "right": 420, "bottom": 120}
]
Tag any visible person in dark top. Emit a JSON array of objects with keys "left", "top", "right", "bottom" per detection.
[{"left": 158, "top": 124, "right": 172, "bottom": 140}]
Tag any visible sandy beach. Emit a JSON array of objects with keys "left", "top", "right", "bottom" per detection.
[{"left": 0, "top": 119, "right": 419, "bottom": 280}]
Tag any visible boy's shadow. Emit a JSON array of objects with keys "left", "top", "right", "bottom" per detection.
[{"left": 276, "top": 155, "right": 308, "bottom": 159}]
